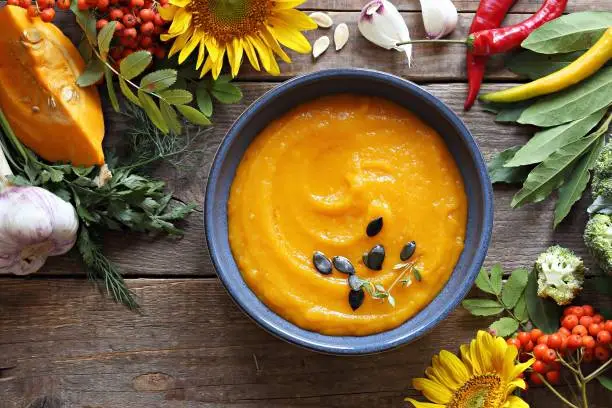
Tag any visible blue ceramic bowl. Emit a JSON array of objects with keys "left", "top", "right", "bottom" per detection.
[{"left": 205, "top": 69, "right": 493, "bottom": 355}]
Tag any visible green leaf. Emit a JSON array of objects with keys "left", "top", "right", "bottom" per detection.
[
  {"left": 525, "top": 270, "right": 561, "bottom": 333},
  {"left": 488, "top": 147, "right": 531, "bottom": 185},
  {"left": 140, "top": 69, "right": 177, "bottom": 92},
  {"left": 489, "top": 317, "right": 520, "bottom": 337},
  {"left": 507, "top": 51, "right": 591, "bottom": 80},
  {"left": 596, "top": 376, "right": 612, "bottom": 392},
  {"left": 160, "top": 100, "right": 182, "bottom": 134},
  {"left": 97, "top": 21, "right": 117, "bottom": 61},
  {"left": 176, "top": 105, "right": 212, "bottom": 126},
  {"left": 76, "top": 58, "right": 105, "bottom": 87},
  {"left": 78, "top": 37, "right": 93, "bottom": 62},
  {"left": 211, "top": 80, "right": 243, "bottom": 104},
  {"left": 138, "top": 91, "right": 169, "bottom": 134},
  {"left": 502, "top": 268, "right": 529, "bottom": 308},
  {"left": 518, "top": 66, "right": 612, "bottom": 127},
  {"left": 554, "top": 135, "right": 605, "bottom": 228},
  {"left": 158, "top": 89, "right": 193, "bottom": 105},
  {"left": 514, "top": 293, "right": 529, "bottom": 323},
  {"left": 506, "top": 109, "right": 607, "bottom": 167},
  {"left": 495, "top": 101, "right": 532, "bottom": 123},
  {"left": 196, "top": 83, "right": 213, "bottom": 116},
  {"left": 71, "top": 2, "right": 97, "bottom": 47},
  {"left": 105, "top": 66, "right": 120, "bottom": 112},
  {"left": 120, "top": 51, "right": 152, "bottom": 80},
  {"left": 511, "top": 133, "right": 602, "bottom": 208},
  {"left": 475, "top": 267, "right": 495, "bottom": 295},
  {"left": 522, "top": 12, "right": 612, "bottom": 54},
  {"left": 462, "top": 299, "right": 505, "bottom": 316},
  {"left": 119, "top": 78, "right": 141, "bottom": 107},
  {"left": 490, "top": 264, "right": 503, "bottom": 296}
]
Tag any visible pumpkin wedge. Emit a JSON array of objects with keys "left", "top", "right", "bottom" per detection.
[{"left": 0, "top": 5, "right": 105, "bottom": 166}]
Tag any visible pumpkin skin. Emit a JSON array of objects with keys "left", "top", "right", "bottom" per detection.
[{"left": 0, "top": 6, "right": 105, "bottom": 166}]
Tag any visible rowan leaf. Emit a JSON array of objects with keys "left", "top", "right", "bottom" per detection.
[
  {"left": 176, "top": 105, "right": 212, "bottom": 126},
  {"left": 140, "top": 69, "right": 177, "bottom": 92},
  {"left": 77, "top": 58, "right": 105, "bottom": 87},
  {"left": 489, "top": 317, "right": 519, "bottom": 337},
  {"left": 462, "top": 299, "right": 505, "bottom": 316},
  {"left": 501, "top": 268, "right": 529, "bottom": 308},
  {"left": 120, "top": 51, "right": 152, "bottom": 80}
]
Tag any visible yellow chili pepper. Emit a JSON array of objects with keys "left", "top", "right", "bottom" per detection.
[{"left": 481, "top": 27, "right": 612, "bottom": 103}]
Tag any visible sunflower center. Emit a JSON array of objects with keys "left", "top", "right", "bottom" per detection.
[
  {"left": 448, "top": 374, "right": 504, "bottom": 408},
  {"left": 187, "top": 0, "right": 271, "bottom": 44}
]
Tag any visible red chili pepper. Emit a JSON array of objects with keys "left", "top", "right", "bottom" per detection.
[
  {"left": 465, "top": 0, "right": 516, "bottom": 110},
  {"left": 468, "top": 0, "right": 568, "bottom": 56}
]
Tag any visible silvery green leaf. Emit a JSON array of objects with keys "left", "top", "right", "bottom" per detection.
[
  {"left": 506, "top": 109, "right": 607, "bottom": 167},
  {"left": 512, "top": 133, "right": 601, "bottom": 207},
  {"left": 488, "top": 146, "right": 531, "bottom": 184},
  {"left": 518, "top": 66, "right": 612, "bottom": 127},
  {"left": 522, "top": 12, "right": 612, "bottom": 54}
]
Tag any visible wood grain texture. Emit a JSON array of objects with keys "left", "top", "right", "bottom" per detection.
[
  {"left": 20, "top": 82, "right": 596, "bottom": 277},
  {"left": 0, "top": 279, "right": 610, "bottom": 408},
  {"left": 301, "top": 0, "right": 605, "bottom": 13}
]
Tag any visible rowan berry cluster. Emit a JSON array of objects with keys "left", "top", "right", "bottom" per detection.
[
  {"left": 83, "top": 0, "right": 170, "bottom": 61},
  {"left": 6, "top": 0, "right": 71, "bottom": 22},
  {"left": 506, "top": 305, "right": 612, "bottom": 387}
]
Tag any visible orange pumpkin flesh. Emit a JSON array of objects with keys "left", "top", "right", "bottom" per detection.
[{"left": 0, "top": 5, "right": 105, "bottom": 166}]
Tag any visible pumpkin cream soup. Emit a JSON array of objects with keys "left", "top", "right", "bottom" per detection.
[{"left": 228, "top": 94, "right": 467, "bottom": 336}]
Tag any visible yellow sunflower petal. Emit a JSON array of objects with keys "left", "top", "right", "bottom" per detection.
[
  {"left": 404, "top": 398, "right": 445, "bottom": 408},
  {"left": 166, "top": 8, "right": 192, "bottom": 36},
  {"left": 506, "top": 378, "right": 527, "bottom": 394},
  {"left": 412, "top": 378, "right": 453, "bottom": 405},
  {"left": 460, "top": 344, "right": 476, "bottom": 374},
  {"left": 273, "top": 0, "right": 307, "bottom": 10},
  {"left": 158, "top": 4, "right": 178, "bottom": 21},
  {"left": 205, "top": 37, "right": 222, "bottom": 63},
  {"left": 261, "top": 28, "right": 291, "bottom": 63},
  {"left": 268, "top": 25, "right": 312, "bottom": 54},
  {"left": 438, "top": 350, "right": 470, "bottom": 385},
  {"left": 178, "top": 31, "right": 203, "bottom": 63},
  {"left": 249, "top": 35, "right": 274, "bottom": 73},
  {"left": 429, "top": 356, "right": 462, "bottom": 390},
  {"left": 273, "top": 9, "right": 318, "bottom": 30},
  {"left": 508, "top": 357, "right": 535, "bottom": 381},
  {"left": 196, "top": 41, "right": 206, "bottom": 69},
  {"left": 503, "top": 395, "right": 530, "bottom": 408},
  {"left": 200, "top": 56, "right": 213, "bottom": 78},
  {"left": 169, "top": 0, "right": 191, "bottom": 7},
  {"left": 490, "top": 336, "right": 508, "bottom": 374},
  {"left": 227, "top": 37, "right": 244, "bottom": 77},
  {"left": 474, "top": 331, "right": 494, "bottom": 373},
  {"left": 267, "top": 53, "right": 281, "bottom": 76},
  {"left": 243, "top": 37, "right": 261, "bottom": 71},
  {"left": 168, "top": 28, "right": 194, "bottom": 58},
  {"left": 211, "top": 48, "right": 226, "bottom": 79}
]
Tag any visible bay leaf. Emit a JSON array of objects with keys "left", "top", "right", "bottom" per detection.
[
  {"left": 511, "top": 133, "right": 601, "bottom": 208},
  {"left": 506, "top": 109, "right": 607, "bottom": 167},
  {"left": 554, "top": 135, "right": 605, "bottom": 228},
  {"left": 488, "top": 146, "right": 531, "bottom": 184},
  {"left": 518, "top": 66, "right": 612, "bottom": 127},
  {"left": 495, "top": 100, "right": 533, "bottom": 123},
  {"left": 507, "top": 50, "right": 585, "bottom": 80},
  {"left": 522, "top": 12, "right": 612, "bottom": 54}
]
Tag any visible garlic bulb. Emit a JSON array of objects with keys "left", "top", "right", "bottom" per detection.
[
  {"left": 0, "top": 149, "right": 78, "bottom": 275},
  {"left": 419, "top": 0, "right": 458, "bottom": 39},
  {"left": 358, "top": 0, "right": 412, "bottom": 65}
]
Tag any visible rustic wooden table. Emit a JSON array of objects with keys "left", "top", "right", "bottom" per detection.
[{"left": 2, "top": 1, "right": 612, "bottom": 407}]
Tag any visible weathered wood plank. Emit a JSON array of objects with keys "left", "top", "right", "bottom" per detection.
[
  {"left": 20, "top": 82, "right": 595, "bottom": 277},
  {"left": 301, "top": 0, "right": 604, "bottom": 13},
  {"left": 0, "top": 279, "right": 610, "bottom": 408}
]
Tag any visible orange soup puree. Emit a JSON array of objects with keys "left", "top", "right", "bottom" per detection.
[{"left": 228, "top": 94, "right": 467, "bottom": 336}]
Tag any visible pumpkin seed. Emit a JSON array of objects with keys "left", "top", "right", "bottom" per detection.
[
  {"left": 312, "top": 251, "right": 332, "bottom": 275},
  {"left": 313, "top": 36, "right": 330, "bottom": 59},
  {"left": 362, "top": 252, "right": 369, "bottom": 266},
  {"left": 348, "top": 289, "right": 365, "bottom": 311},
  {"left": 365, "top": 244, "right": 385, "bottom": 271},
  {"left": 366, "top": 217, "right": 383, "bottom": 237},
  {"left": 309, "top": 12, "right": 333, "bottom": 28},
  {"left": 334, "top": 23, "right": 349, "bottom": 51},
  {"left": 348, "top": 274, "right": 362, "bottom": 291},
  {"left": 400, "top": 241, "right": 416, "bottom": 261},
  {"left": 332, "top": 256, "right": 355, "bottom": 275}
]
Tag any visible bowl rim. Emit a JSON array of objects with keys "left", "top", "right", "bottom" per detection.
[{"left": 205, "top": 68, "right": 494, "bottom": 355}]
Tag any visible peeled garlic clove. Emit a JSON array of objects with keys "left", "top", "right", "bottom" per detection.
[
  {"left": 334, "top": 23, "right": 349, "bottom": 51},
  {"left": 419, "top": 0, "right": 458, "bottom": 39},
  {"left": 309, "top": 12, "right": 333, "bottom": 28},
  {"left": 313, "top": 36, "right": 330, "bottom": 59}
]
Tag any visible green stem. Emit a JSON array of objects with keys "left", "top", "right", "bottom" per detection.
[
  {"left": 0, "top": 108, "right": 29, "bottom": 164},
  {"left": 584, "top": 356, "right": 612, "bottom": 383},
  {"left": 537, "top": 374, "right": 580, "bottom": 408},
  {"left": 396, "top": 39, "right": 467, "bottom": 46},
  {"left": 557, "top": 353, "right": 582, "bottom": 376},
  {"left": 580, "top": 381, "right": 588, "bottom": 408}
]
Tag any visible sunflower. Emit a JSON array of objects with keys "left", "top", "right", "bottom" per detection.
[
  {"left": 406, "top": 331, "right": 535, "bottom": 408},
  {"left": 159, "top": 0, "right": 317, "bottom": 79}
]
